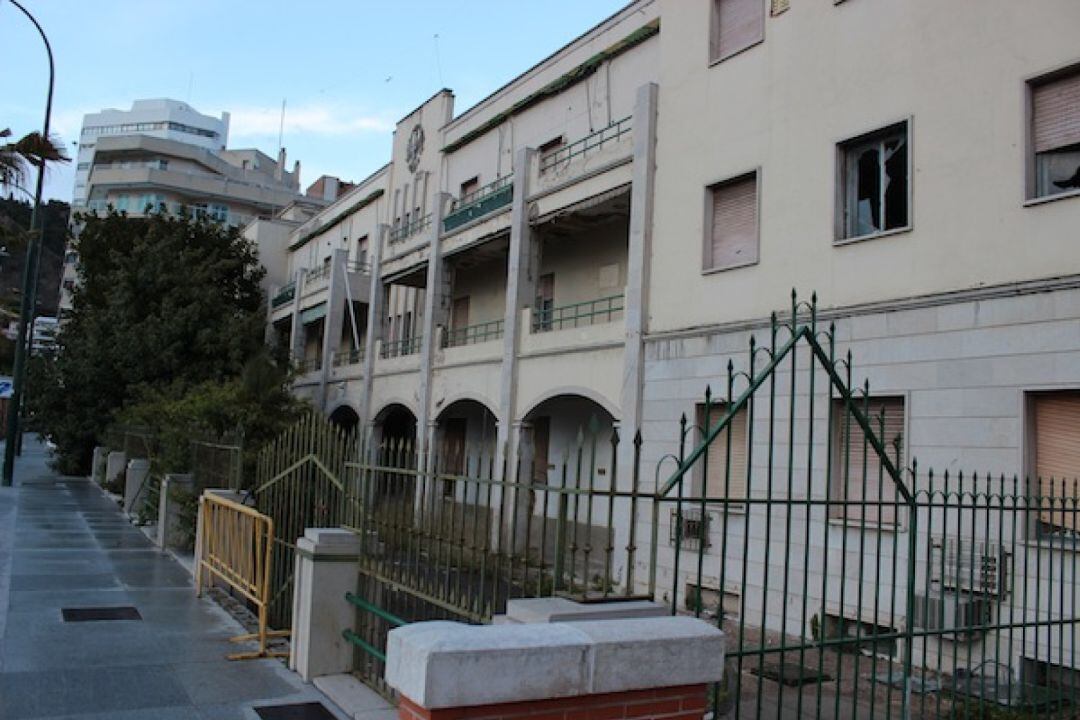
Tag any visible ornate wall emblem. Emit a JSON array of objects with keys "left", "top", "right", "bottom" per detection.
[{"left": 406, "top": 125, "right": 425, "bottom": 173}]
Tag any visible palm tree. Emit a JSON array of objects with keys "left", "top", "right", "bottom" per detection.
[{"left": 0, "top": 127, "right": 68, "bottom": 192}]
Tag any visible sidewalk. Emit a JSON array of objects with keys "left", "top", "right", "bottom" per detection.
[{"left": 0, "top": 436, "right": 349, "bottom": 719}]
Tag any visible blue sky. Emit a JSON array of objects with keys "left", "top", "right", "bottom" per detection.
[{"left": 2, "top": 0, "right": 628, "bottom": 203}]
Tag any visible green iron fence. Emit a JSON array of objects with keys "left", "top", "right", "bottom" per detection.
[
  {"left": 443, "top": 319, "right": 505, "bottom": 348},
  {"left": 257, "top": 290, "right": 1079, "bottom": 716},
  {"left": 443, "top": 176, "right": 513, "bottom": 233},
  {"left": 380, "top": 335, "right": 422, "bottom": 359}
]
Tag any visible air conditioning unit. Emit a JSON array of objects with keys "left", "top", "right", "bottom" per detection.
[
  {"left": 929, "top": 537, "right": 1009, "bottom": 597},
  {"left": 670, "top": 507, "right": 710, "bottom": 549},
  {"left": 912, "top": 592, "right": 992, "bottom": 640}
]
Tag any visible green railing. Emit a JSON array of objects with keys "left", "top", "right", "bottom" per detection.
[
  {"left": 271, "top": 281, "right": 296, "bottom": 308},
  {"left": 343, "top": 591, "right": 407, "bottom": 664},
  {"left": 389, "top": 213, "right": 431, "bottom": 243},
  {"left": 538, "top": 116, "right": 633, "bottom": 175},
  {"left": 443, "top": 319, "right": 504, "bottom": 348},
  {"left": 443, "top": 176, "right": 513, "bottom": 232},
  {"left": 295, "top": 356, "right": 321, "bottom": 374},
  {"left": 332, "top": 348, "right": 364, "bottom": 367},
  {"left": 532, "top": 293, "right": 624, "bottom": 332},
  {"left": 380, "top": 335, "right": 422, "bottom": 359}
]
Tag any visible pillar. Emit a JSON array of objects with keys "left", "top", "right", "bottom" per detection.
[
  {"left": 318, "top": 248, "right": 350, "bottom": 411},
  {"left": 359, "top": 224, "right": 390, "bottom": 440}
]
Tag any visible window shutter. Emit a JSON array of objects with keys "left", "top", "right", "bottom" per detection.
[
  {"left": 1032, "top": 71, "right": 1080, "bottom": 153},
  {"left": 713, "top": 0, "right": 765, "bottom": 62},
  {"left": 708, "top": 173, "right": 759, "bottom": 270},
  {"left": 832, "top": 397, "right": 904, "bottom": 523},
  {"left": 1034, "top": 393, "right": 1080, "bottom": 531},
  {"left": 699, "top": 405, "right": 748, "bottom": 500}
]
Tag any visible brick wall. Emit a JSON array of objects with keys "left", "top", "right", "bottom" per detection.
[{"left": 398, "top": 684, "right": 707, "bottom": 720}]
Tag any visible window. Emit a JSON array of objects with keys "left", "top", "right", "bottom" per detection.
[
  {"left": 830, "top": 396, "right": 904, "bottom": 524},
  {"left": 459, "top": 176, "right": 479, "bottom": 203},
  {"left": 1029, "top": 66, "right": 1080, "bottom": 200},
  {"left": 356, "top": 235, "right": 369, "bottom": 266},
  {"left": 837, "top": 122, "right": 909, "bottom": 241},
  {"left": 209, "top": 204, "right": 229, "bottom": 222},
  {"left": 695, "top": 403, "right": 748, "bottom": 501},
  {"left": 704, "top": 171, "right": 759, "bottom": 272},
  {"left": 1029, "top": 391, "right": 1080, "bottom": 534},
  {"left": 534, "top": 274, "right": 554, "bottom": 331},
  {"left": 114, "top": 195, "right": 130, "bottom": 212},
  {"left": 710, "top": 0, "right": 764, "bottom": 64}
]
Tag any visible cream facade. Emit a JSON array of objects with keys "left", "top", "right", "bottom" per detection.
[{"left": 269, "top": 0, "right": 1080, "bottom": 686}]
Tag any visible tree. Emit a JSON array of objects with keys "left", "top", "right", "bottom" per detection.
[
  {"left": 0, "top": 128, "right": 68, "bottom": 192},
  {"left": 32, "top": 209, "right": 272, "bottom": 473}
]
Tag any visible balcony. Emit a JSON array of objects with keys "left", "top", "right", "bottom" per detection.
[
  {"left": 272, "top": 281, "right": 296, "bottom": 308},
  {"left": 389, "top": 213, "right": 432, "bottom": 244},
  {"left": 443, "top": 319, "right": 504, "bottom": 348},
  {"left": 332, "top": 348, "right": 365, "bottom": 367},
  {"left": 443, "top": 176, "right": 513, "bottom": 233},
  {"left": 380, "top": 336, "right": 422, "bottom": 359},
  {"left": 295, "top": 356, "right": 322, "bottom": 374},
  {"left": 533, "top": 294, "right": 624, "bottom": 333},
  {"left": 538, "top": 116, "right": 632, "bottom": 176}
]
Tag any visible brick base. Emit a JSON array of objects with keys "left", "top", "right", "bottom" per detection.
[{"left": 398, "top": 684, "right": 707, "bottom": 720}]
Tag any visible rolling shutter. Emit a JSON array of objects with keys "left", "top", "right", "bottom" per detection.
[
  {"left": 708, "top": 173, "right": 759, "bottom": 270},
  {"left": 698, "top": 404, "right": 748, "bottom": 500},
  {"left": 1032, "top": 71, "right": 1080, "bottom": 154},
  {"left": 1034, "top": 393, "right": 1080, "bottom": 531},
  {"left": 832, "top": 397, "right": 904, "bottom": 523},
  {"left": 713, "top": 0, "right": 765, "bottom": 62}
]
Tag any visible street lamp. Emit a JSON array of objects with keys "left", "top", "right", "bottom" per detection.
[{"left": 3, "top": 0, "right": 55, "bottom": 486}]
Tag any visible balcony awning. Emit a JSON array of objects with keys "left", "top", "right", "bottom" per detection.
[
  {"left": 300, "top": 302, "right": 327, "bottom": 325},
  {"left": 531, "top": 183, "right": 630, "bottom": 226}
]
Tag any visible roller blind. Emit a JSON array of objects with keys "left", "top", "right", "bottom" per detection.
[
  {"left": 1034, "top": 392, "right": 1080, "bottom": 531},
  {"left": 1033, "top": 71, "right": 1080, "bottom": 154},
  {"left": 707, "top": 173, "right": 758, "bottom": 270},
  {"left": 712, "top": 0, "right": 765, "bottom": 62},
  {"left": 697, "top": 404, "right": 748, "bottom": 500},
  {"left": 831, "top": 397, "right": 904, "bottom": 524}
]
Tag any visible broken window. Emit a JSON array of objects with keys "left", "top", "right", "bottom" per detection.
[
  {"left": 1030, "top": 67, "right": 1080, "bottom": 200},
  {"left": 838, "top": 122, "right": 909, "bottom": 240}
]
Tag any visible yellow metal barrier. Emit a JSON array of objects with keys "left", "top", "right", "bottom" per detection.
[{"left": 195, "top": 491, "right": 290, "bottom": 660}]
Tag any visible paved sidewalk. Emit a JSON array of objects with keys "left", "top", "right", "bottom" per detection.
[{"left": 0, "top": 436, "right": 348, "bottom": 719}]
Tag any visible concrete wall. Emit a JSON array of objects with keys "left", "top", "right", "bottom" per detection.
[{"left": 648, "top": 0, "right": 1080, "bottom": 333}]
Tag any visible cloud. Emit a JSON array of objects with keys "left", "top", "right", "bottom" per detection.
[{"left": 228, "top": 104, "right": 395, "bottom": 139}]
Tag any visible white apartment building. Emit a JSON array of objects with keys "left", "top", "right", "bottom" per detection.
[
  {"left": 60, "top": 99, "right": 306, "bottom": 313},
  {"left": 265, "top": 0, "right": 1080, "bottom": 696}
]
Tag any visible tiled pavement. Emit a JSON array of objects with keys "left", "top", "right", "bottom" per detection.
[{"left": 0, "top": 437, "right": 348, "bottom": 719}]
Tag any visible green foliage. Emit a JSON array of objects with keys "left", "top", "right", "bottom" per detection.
[
  {"left": 32, "top": 210, "right": 271, "bottom": 473},
  {"left": 0, "top": 196, "right": 71, "bottom": 317}
]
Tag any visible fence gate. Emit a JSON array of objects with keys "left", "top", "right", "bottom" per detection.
[{"left": 251, "top": 413, "right": 355, "bottom": 630}]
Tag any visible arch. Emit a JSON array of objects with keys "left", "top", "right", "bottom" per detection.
[
  {"left": 327, "top": 403, "right": 360, "bottom": 433},
  {"left": 434, "top": 398, "right": 499, "bottom": 471},
  {"left": 520, "top": 385, "right": 620, "bottom": 423}
]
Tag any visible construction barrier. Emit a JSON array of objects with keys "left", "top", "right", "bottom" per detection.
[{"left": 195, "top": 491, "right": 290, "bottom": 660}]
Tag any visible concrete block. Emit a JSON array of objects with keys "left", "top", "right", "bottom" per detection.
[
  {"left": 157, "top": 474, "right": 194, "bottom": 550},
  {"left": 291, "top": 527, "right": 364, "bottom": 682},
  {"left": 124, "top": 458, "right": 150, "bottom": 515},
  {"left": 91, "top": 446, "right": 107, "bottom": 484},
  {"left": 503, "top": 597, "right": 668, "bottom": 624},
  {"left": 105, "top": 451, "right": 126, "bottom": 488},
  {"left": 385, "top": 616, "right": 724, "bottom": 709}
]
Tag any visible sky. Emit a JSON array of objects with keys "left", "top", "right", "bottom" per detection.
[{"left": 2, "top": 0, "right": 629, "bottom": 203}]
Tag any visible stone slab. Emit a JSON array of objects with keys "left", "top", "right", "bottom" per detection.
[
  {"left": 313, "top": 673, "right": 397, "bottom": 719},
  {"left": 385, "top": 616, "right": 724, "bottom": 709},
  {"left": 503, "top": 597, "right": 669, "bottom": 624}
]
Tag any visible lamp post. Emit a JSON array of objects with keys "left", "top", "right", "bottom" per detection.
[{"left": 3, "top": 0, "right": 55, "bottom": 486}]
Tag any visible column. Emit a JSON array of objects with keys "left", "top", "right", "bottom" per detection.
[
  {"left": 318, "top": 248, "right": 349, "bottom": 411},
  {"left": 288, "top": 268, "right": 308, "bottom": 364},
  {"left": 358, "top": 225, "right": 389, "bottom": 441},
  {"left": 417, "top": 193, "right": 453, "bottom": 465}
]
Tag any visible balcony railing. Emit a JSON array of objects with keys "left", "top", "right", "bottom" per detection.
[
  {"left": 347, "top": 260, "right": 371, "bottom": 274},
  {"left": 538, "top": 117, "right": 633, "bottom": 175},
  {"left": 443, "top": 176, "right": 513, "bottom": 233},
  {"left": 443, "top": 319, "right": 505, "bottom": 348},
  {"left": 306, "top": 263, "right": 331, "bottom": 283},
  {"left": 380, "top": 336, "right": 423, "bottom": 359},
  {"left": 532, "top": 294, "right": 624, "bottom": 332},
  {"left": 272, "top": 281, "right": 296, "bottom": 308},
  {"left": 389, "top": 213, "right": 431, "bottom": 243},
  {"left": 295, "top": 356, "right": 322, "bottom": 374},
  {"left": 332, "top": 348, "right": 365, "bottom": 367}
]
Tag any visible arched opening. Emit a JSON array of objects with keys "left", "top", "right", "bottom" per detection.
[
  {"left": 328, "top": 404, "right": 360, "bottom": 434},
  {"left": 521, "top": 395, "right": 617, "bottom": 487},
  {"left": 434, "top": 399, "right": 498, "bottom": 476},
  {"left": 373, "top": 403, "right": 417, "bottom": 454}
]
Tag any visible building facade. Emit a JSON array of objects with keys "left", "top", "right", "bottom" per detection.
[
  {"left": 60, "top": 99, "right": 306, "bottom": 313},
  {"left": 267, "top": 0, "right": 1080, "bottom": 689}
]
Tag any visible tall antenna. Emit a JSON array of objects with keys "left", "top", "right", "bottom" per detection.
[
  {"left": 277, "top": 98, "right": 286, "bottom": 155},
  {"left": 433, "top": 33, "right": 444, "bottom": 87}
]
